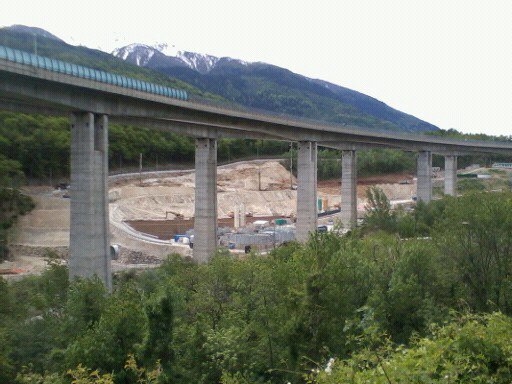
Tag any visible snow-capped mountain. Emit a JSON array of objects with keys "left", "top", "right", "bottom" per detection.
[
  {"left": 112, "top": 43, "right": 247, "bottom": 74},
  {"left": 111, "top": 42, "right": 438, "bottom": 132}
]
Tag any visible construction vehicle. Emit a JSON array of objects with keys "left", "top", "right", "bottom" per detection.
[{"left": 165, "top": 210, "right": 184, "bottom": 219}]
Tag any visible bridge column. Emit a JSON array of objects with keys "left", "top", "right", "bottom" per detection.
[
  {"left": 69, "top": 113, "right": 111, "bottom": 290},
  {"left": 417, "top": 150, "right": 432, "bottom": 203},
  {"left": 296, "top": 141, "right": 317, "bottom": 241},
  {"left": 341, "top": 150, "right": 357, "bottom": 228},
  {"left": 194, "top": 138, "right": 217, "bottom": 263},
  {"left": 444, "top": 155, "right": 458, "bottom": 196}
]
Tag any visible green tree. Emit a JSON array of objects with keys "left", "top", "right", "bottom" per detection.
[
  {"left": 142, "top": 287, "right": 175, "bottom": 378},
  {"left": 363, "top": 186, "right": 396, "bottom": 232},
  {"left": 434, "top": 192, "right": 512, "bottom": 313},
  {"left": 65, "top": 283, "right": 147, "bottom": 377}
]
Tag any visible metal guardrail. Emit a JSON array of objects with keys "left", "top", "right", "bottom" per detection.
[{"left": 0, "top": 45, "right": 188, "bottom": 100}]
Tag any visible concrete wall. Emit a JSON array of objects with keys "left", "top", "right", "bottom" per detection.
[
  {"left": 417, "top": 151, "right": 432, "bottom": 202},
  {"left": 444, "top": 155, "right": 458, "bottom": 196},
  {"left": 296, "top": 141, "right": 317, "bottom": 241}
]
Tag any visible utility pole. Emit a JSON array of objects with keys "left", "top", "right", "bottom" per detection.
[
  {"left": 139, "top": 153, "right": 143, "bottom": 185},
  {"left": 289, "top": 142, "right": 293, "bottom": 189},
  {"left": 257, "top": 142, "right": 261, "bottom": 191}
]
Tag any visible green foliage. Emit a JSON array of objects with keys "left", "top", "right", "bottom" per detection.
[
  {"left": 363, "top": 186, "right": 396, "bottom": 232},
  {"left": 310, "top": 312, "right": 512, "bottom": 384},
  {"left": 434, "top": 192, "right": 512, "bottom": 313},
  {"left": 0, "top": 187, "right": 34, "bottom": 261},
  {"left": 65, "top": 283, "right": 147, "bottom": 376},
  {"left": 62, "top": 277, "right": 107, "bottom": 339},
  {"left": 65, "top": 365, "right": 114, "bottom": 384},
  {"left": 0, "top": 154, "right": 25, "bottom": 187},
  {"left": 142, "top": 287, "right": 174, "bottom": 375},
  {"left": 15, "top": 356, "right": 162, "bottom": 384},
  {"left": 458, "top": 178, "right": 486, "bottom": 192},
  {"left": 315, "top": 149, "right": 416, "bottom": 180},
  {"left": 357, "top": 149, "right": 415, "bottom": 176},
  {"left": 15, "top": 370, "right": 66, "bottom": 384},
  {"left": 0, "top": 151, "right": 34, "bottom": 261}
]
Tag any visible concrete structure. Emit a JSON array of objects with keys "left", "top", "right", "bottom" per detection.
[
  {"left": 234, "top": 205, "right": 240, "bottom": 228},
  {"left": 296, "top": 141, "right": 317, "bottom": 241},
  {"left": 194, "top": 138, "right": 218, "bottom": 262},
  {"left": 444, "top": 155, "right": 458, "bottom": 196},
  {"left": 240, "top": 203, "right": 246, "bottom": 227},
  {"left": 1, "top": 51, "right": 512, "bottom": 285},
  {"left": 417, "top": 151, "right": 433, "bottom": 202},
  {"left": 341, "top": 150, "right": 357, "bottom": 228},
  {"left": 69, "top": 112, "right": 111, "bottom": 290}
]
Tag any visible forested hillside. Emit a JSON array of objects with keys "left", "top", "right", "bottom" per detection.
[{"left": 1, "top": 192, "right": 512, "bottom": 383}]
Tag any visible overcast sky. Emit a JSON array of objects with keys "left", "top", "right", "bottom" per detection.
[{"left": 1, "top": 0, "right": 511, "bottom": 136}]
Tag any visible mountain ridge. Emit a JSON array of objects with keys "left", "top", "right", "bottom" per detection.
[{"left": 112, "top": 42, "right": 439, "bottom": 132}]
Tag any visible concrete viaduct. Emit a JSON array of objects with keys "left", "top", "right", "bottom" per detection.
[{"left": 1, "top": 48, "right": 511, "bottom": 289}]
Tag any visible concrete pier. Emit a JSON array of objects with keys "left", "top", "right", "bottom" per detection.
[
  {"left": 417, "top": 151, "right": 433, "bottom": 203},
  {"left": 444, "top": 155, "right": 458, "bottom": 196},
  {"left": 69, "top": 112, "right": 111, "bottom": 289},
  {"left": 341, "top": 150, "right": 357, "bottom": 228},
  {"left": 296, "top": 141, "right": 317, "bottom": 241},
  {"left": 194, "top": 138, "right": 218, "bottom": 262}
]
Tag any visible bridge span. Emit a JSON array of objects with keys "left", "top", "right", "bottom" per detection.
[{"left": 1, "top": 46, "right": 511, "bottom": 289}]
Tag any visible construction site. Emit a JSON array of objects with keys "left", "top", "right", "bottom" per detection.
[{"left": 4, "top": 159, "right": 509, "bottom": 277}]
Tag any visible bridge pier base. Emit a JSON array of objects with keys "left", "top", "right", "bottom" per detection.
[
  {"left": 444, "top": 155, "right": 458, "bottom": 196},
  {"left": 417, "top": 151, "right": 433, "bottom": 203},
  {"left": 341, "top": 150, "right": 357, "bottom": 229},
  {"left": 296, "top": 141, "right": 317, "bottom": 241},
  {"left": 194, "top": 138, "right": 218, "bottom": 263},
  {"left": 69, "top": 112, "right": 111, "bottom": 290}
]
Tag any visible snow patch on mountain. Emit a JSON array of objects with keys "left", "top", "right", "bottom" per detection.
[
  {"left": 113, "top": 43, "right": 251, "bottom": 73},
  {"left": 112, "top": 43, "right": 160, "bottom": 66},
  {"left": 176, "top": 51, "right": 219, "bottom": 73},
  {"left": 153, "top": 42, "right": 180, "bottom": 58}
]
